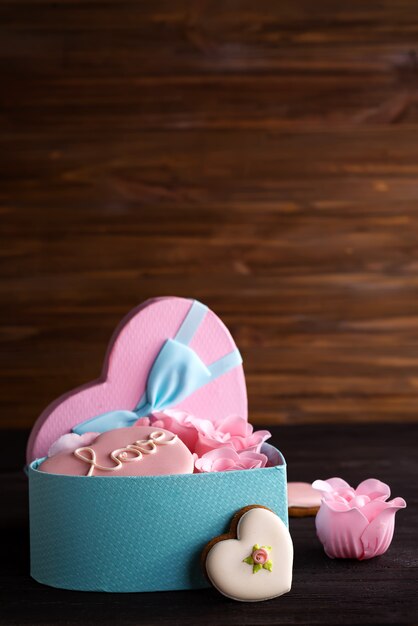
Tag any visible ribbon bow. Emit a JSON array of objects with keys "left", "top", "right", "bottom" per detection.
[{"left": 73, "top": 300, "right": 242, "bottom": 435}]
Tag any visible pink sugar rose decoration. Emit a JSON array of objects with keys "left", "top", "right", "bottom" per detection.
[
  {"left": 195, "top": 447, "right": 268, "bottom": 472},
  {"left": 252, "top": 548, "right": 269, "bottom": 564},
  {"left": 47, "top": 432, "right": 99, "bottom": 457},
  {"left": 243, "top": 544, "right": 273, "bottom": 573},
  {"left": 312, "top": 477, "right": 406, "bottom": 560},
  {"left": 136, "top": 412, "right": 271, "bottom": 462},
  {"left": 193, "top": 414, "right": 271, "bottom": 457},
  {"left": 136, "top": 410, "right": 213, "bottom": 453},
  {"left": 135, "top": 417, "right": 151, "bottom": 427}
]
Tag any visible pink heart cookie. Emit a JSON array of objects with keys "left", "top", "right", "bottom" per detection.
[
  {"left": 39, "top": 427, "right": 194, "bottom": 477},
  {"left": 27, "top": 297, "right": 247, "bottom": 463},
  {"left": 287, "top": 482, "right": 322, "bottom": 517}
]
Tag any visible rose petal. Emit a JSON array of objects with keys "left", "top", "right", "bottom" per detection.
[
  {"left": 359, "top": 497, "right": 407, "bottom": 559},
  {"left": 194, "top": 433, "right": 231, "bottom": 456},
  {"left": 312, "top": 479, "right": 334, "bottom": 494},
  {"left": 212, "top": 458, "right": 237, "bottom": 472},
  {"left": 247, "top": 430, "right": 272, "bottom": 449},
  {"left": 154, "top": 409, "right": 188, "bottom": 424},
  {"left": 154, "top": 410, "right": 215, "bottom": 437},
  {"left": 194, "top": 447, "right": 268, "bottom": 472},
  {"left": 47, "top": 432, "right": 99, "bottom": 457},
  {"left": 148, "top": 411, "right": 199, "bottom": 452},
  {"left": 351, "top": 495, "right": 371, "bottom": 508},
  {"left": 231, "top": 430, "right": 271, "bottom": 453},
  {"left": 339, "top": 488, "right": 356, "bottom": 502},
  {"left": 355, "top": 478, "right": 391, "bottom": 502},
  {"left": 320, "top": 498, "right": 351, "bottom": 512},
  {"left": 238, "top": 450, "right": 268, "bottom": 465},
  {"left": 134, "top": 417, "right": 151, "bottom": 427},
  {"left": 185, "top": 415, "right": 215, "bottom": 436},
  {"left": 315, "top": 500, "right": 369, "bottom": 559},
  {"left": 359, "top": 498, "right": 393, "bottom": 523},
  {"left": 324, "top": 477, "right": 352, "bottom": 492},
  {"left": 218, "top": 415, "right": 251, "bottom": 437},
  {"left": 330, "top": 493, "right": 354, "bottom": 505},
  {"left": 194, "top": 447, "right": 239, "bottom": 472},
  {"left": 236, "top": 450, "right": 268, "bottom": 470},
  {"left": 203, "top": 447, "right": 239, "bottom": 462}
]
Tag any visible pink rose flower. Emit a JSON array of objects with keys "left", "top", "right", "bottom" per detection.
[
  {"left": 136, "top": 410, "right": 213, "bottom": 453},
  {"left": 47, "top": 432, "right": 99, "bottom": 457},
  {"left": 195, "top": 447, "right": 268, "bottom": 473},
  {"left": 252, "top": 548, "right": 269, "bottom": 565},
  {"left": 312, "top": 477, "right": 406, "bottom": 560},
  {"left": 194, "top": 415, "right": 271, "bottom": 457},
  {"left": 135, "top": 417, "right": 151, "bottom": 427}
]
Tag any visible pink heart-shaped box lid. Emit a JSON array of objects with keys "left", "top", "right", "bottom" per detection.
[{"left": 27, "top": 297, "right": 248, "bottom": 463}]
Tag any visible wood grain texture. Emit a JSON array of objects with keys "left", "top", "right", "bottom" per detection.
[
  {"left": 1, "top": 423, "right": 416, "bottom": 625},
  {"left": 2, "top": 1, "right": 418, "bottom": 427}
]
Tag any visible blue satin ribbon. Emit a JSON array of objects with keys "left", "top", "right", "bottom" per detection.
[{"left": 73, "top": 300, "right": 242, "bottom": 435}]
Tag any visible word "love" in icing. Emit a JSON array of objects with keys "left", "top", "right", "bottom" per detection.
[{"left": 74, "top": 430, "right": 178, "bottom": 476}]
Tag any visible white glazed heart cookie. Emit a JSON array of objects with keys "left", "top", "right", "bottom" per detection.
[{"left": 202, "top": 505, "right": 293, "bottom": 602}]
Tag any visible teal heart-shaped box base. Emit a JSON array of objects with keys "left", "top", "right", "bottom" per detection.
[{"left": 29, "top": 445, "right": 288, "bottom": 592}]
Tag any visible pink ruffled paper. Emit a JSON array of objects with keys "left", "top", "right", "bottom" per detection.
[
  {"left": 195, "top": 447, "right": 268, "bottom": 473},
  {"left": 312, "top": 477, "right": 406, "bottom": 560}
]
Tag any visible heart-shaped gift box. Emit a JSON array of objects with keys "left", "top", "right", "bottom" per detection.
[{"left": 27, "top": 297, "right": 288, "bottom": 592}]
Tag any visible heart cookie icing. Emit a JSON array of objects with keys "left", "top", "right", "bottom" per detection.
[
  {"left": 39, "top": 426, "right": 194, "bottom": 476},
  {"left": 203, "top": 506, "right": 293, "bottom": 602}
]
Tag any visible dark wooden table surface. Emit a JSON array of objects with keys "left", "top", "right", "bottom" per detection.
[
  {"left": 3, "top": 2, "right": 418, "bottom": 430},
  {"left": 1, "top": 423, "right": 416, "bottom": 626}
]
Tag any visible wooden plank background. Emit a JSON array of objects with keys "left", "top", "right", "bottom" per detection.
[{"left": 1, "top": 1, "right": 418, "bottom": 428}]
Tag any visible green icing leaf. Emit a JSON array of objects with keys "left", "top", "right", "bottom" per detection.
[
  {"left": 252, "top": 544, "right": 260, "bottom": 551},
  {"left": 253, "top": 564, "right": 262, "bottom": 574},
  {"left": 262, "top": 545, "right": 272, "bottom": 551},
  {"left": 243, "top": 556, "right": 254, "bottom": 565},
  {"left": 263, "top": 560, "right": 273, "bottom": 572}
]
